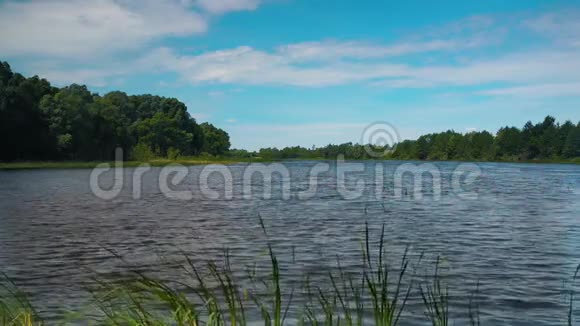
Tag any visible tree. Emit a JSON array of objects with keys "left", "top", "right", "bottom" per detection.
[
  {"left": 521, "top": 120, "right": 539, "bottom": 159},
  {"left": 392, "top": 140, "right": 417, "bottom": 160},
  {"left": 90, "top": 93, "right": 132, "bottom": 160},
  {"left": 415, "top": 135, "right": 432, "bottom": 160},
  {"left": 200, "top": 123, "right": 231, "bottom": 155},
  {"left": 537, "top": 116, "right": 558, "bottom": 158},
  {"left": 469, "top": 131, "right": 495, "bottom": 160},
  {"left": 563, "top": 124, "right": 580, "bottom": 158},
  {"left": 495, "top": 127, "right": 523, "bottom": 158},
  {"left": 557, "top": 120, "right": 575, "bottom": 157},
  {"left": 0, "top": 61, "right": 219, "bottom": 161},
  {"left": 2, "top": 60, "right": 579, "bottom": 163},
  {"left": 0, "top": 62, "right": 56, "bottom": 161},
  {"left": 131, "top": 112, "right": 192, "bottom": 157},
  {"left": 39, "top": 84, "right": 96, "bottom": 159}
]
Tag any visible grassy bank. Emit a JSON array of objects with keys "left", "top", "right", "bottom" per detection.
[
  {"left": 0, "top": 157, "right": 267, "bottom": 170},
  {"left": 1, "top": 156, "right": 579, "bottom": 170},
  {"left": 1, "top": 222, "right": 578, "bottom": 325}
]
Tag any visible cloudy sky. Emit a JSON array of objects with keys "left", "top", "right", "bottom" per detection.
[{"left": 2, "top": 0, "right": 580, "bottom": 150}]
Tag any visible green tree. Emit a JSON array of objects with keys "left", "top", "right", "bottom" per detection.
[
  {"left": 131, "top": 112, "right": 192, "bottom": 157},
  {"left": 39, "top": 84, "right": 96, "bottom": 159},
  {"left": 466, "top": 131, "right": 495, "bottom": 160},
  {"left": 495, "top": 126, "right": 523, "bottom": 158},
  {"left": 90, "top": 93, "right": 132, "bottom": 160},
  {"left": 537, "top": 116, "right": 559, "bottom": 158},
  {"left": 2, "top": 60, "right": 579, "bottom": 164},
  {"left": 521, "top": 121, "right": 539, "bottom": 159},
  {"left": 556, "top": 120, "right": 575, "bottom": 157},
  {"left": 562, "top": 124, "right": 580, "bottom": 158},
  {"left": 416, "top": 134, "right": 432, "bottom": 160},
  {"left": 131, "top": 142, "right": 155, "bottom": 161},
  {"left": 200, "top": 122, "right": 231, "bottom": 155},
  {"left": 0, "top": 62, "right": 56, "bottom": 160}
]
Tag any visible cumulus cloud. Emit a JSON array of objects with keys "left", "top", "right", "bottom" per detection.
[
  {"left": 0, "top": 0, "right": 264, "bottom": 58},
  {"left": 8, "top": 7, "right": 580, "bottom": 96},
  {"left": 0, "top": 0, "right": 207, "bottom": 56}
]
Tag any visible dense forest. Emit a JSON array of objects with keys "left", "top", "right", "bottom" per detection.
[
  {"left": 1, "top": 60, "right": 579, "bottom": 163},
  {"left": 0, "top": 61, "right": 230, "bottom": 161},
  {"left": 249, "top": 116, "right": 580, "bottom": 161},
  {"left": 391, "top": 117, "right": 580, "bottom": 161}
]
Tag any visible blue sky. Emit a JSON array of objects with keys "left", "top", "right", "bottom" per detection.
[{"left": 1, "top": 0, "right": 580, "bottom": 150}]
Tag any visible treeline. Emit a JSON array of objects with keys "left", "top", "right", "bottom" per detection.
[
  {"left": 253, "top": 144, "right": 384, "bottom": 160},
  {"left": 392, "top": 116, "right": 580, "bottom": 161},
  {"left": 0, "top": 61, "right": 230, "bottom": 161},
  {"left": 230, "top": 116, "right": 580, "bottom": 161},
  {"left": 2, "top": 60, "right": 579, "bottom": 163}
]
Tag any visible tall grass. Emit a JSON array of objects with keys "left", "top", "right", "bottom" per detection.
[
  {"left": 0, "top": 222, "right": 578, "bottom": 325},
  {"left": 419, "top": 258, "right": 448, "bottom": 326},
  {"left": 0, "top": 273, "right": 40, "bottom": 326}
]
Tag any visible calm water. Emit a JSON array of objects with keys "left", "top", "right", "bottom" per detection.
[{"left": 1, "top": 160, "right": 579, "bottom": 325}]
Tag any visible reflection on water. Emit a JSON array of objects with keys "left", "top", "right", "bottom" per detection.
[{"left": 0, "top": 161, "right": 579, "bottom": 325}]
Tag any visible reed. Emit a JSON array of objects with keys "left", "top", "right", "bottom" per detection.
[
  {"left": 0, "top": 223, "right": 578, "bottom": 325},
  {"left": 0, "top": 273, "right": 40, "bottom": 326}
]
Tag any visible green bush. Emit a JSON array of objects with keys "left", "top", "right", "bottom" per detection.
[
  {"left": 167, "top": 147, "right": 181, "bottom": 160},
  {"left": 131, "top": 142, "right": 155, "bottom": 161}
]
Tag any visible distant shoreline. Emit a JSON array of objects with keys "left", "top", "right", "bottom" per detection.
[{"left": 1, "top": 157, "right": 579, "bottom": 170}]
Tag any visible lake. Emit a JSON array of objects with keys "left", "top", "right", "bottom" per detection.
[{"left": 1, "top": 160, "right": 579, "bottom": 325}]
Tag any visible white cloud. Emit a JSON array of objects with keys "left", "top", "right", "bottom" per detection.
[
  {"left": 28, "top": 41, "right": 580, "bottom": 90},
  {"left": 11, "top": 8, "right": 580, "bottom": 94},
  {"left": 26, "top": 58, "right": 148, "bottom": 87},
  {"left": 142, "top": 45, "right": 419, "bottom": 87},
  {"left": 128, "top": 9, "right": 580, "bottom": 89},
  {"left": 382, "top": 50, "right": 580, "bottom": 87},
  {"left": 0, "top": 0, "right": 207, "bottom": 57},
  {"left": 0, "top": 0, "right": 264, "bottom": 58},
  {"left": 274, "top": 16, "right": 503, "bottom": 63},
  {"left": 37, "top": 68, "right": 116, "bottom": 88},
  {"left": 141, "top": 43, "right": 580, "bottom": 89},
  {"left": 195, "top": 0, "right": 261, "bottom": 14},
  {"left": 478, "top": 83, "right": 580, "bottom": 97},
  {"left": 276, "top": 39, "right": 479, "bottom": 62},
  {"left": 524, "top": 10, "right": 580, "bottom": 47}
]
